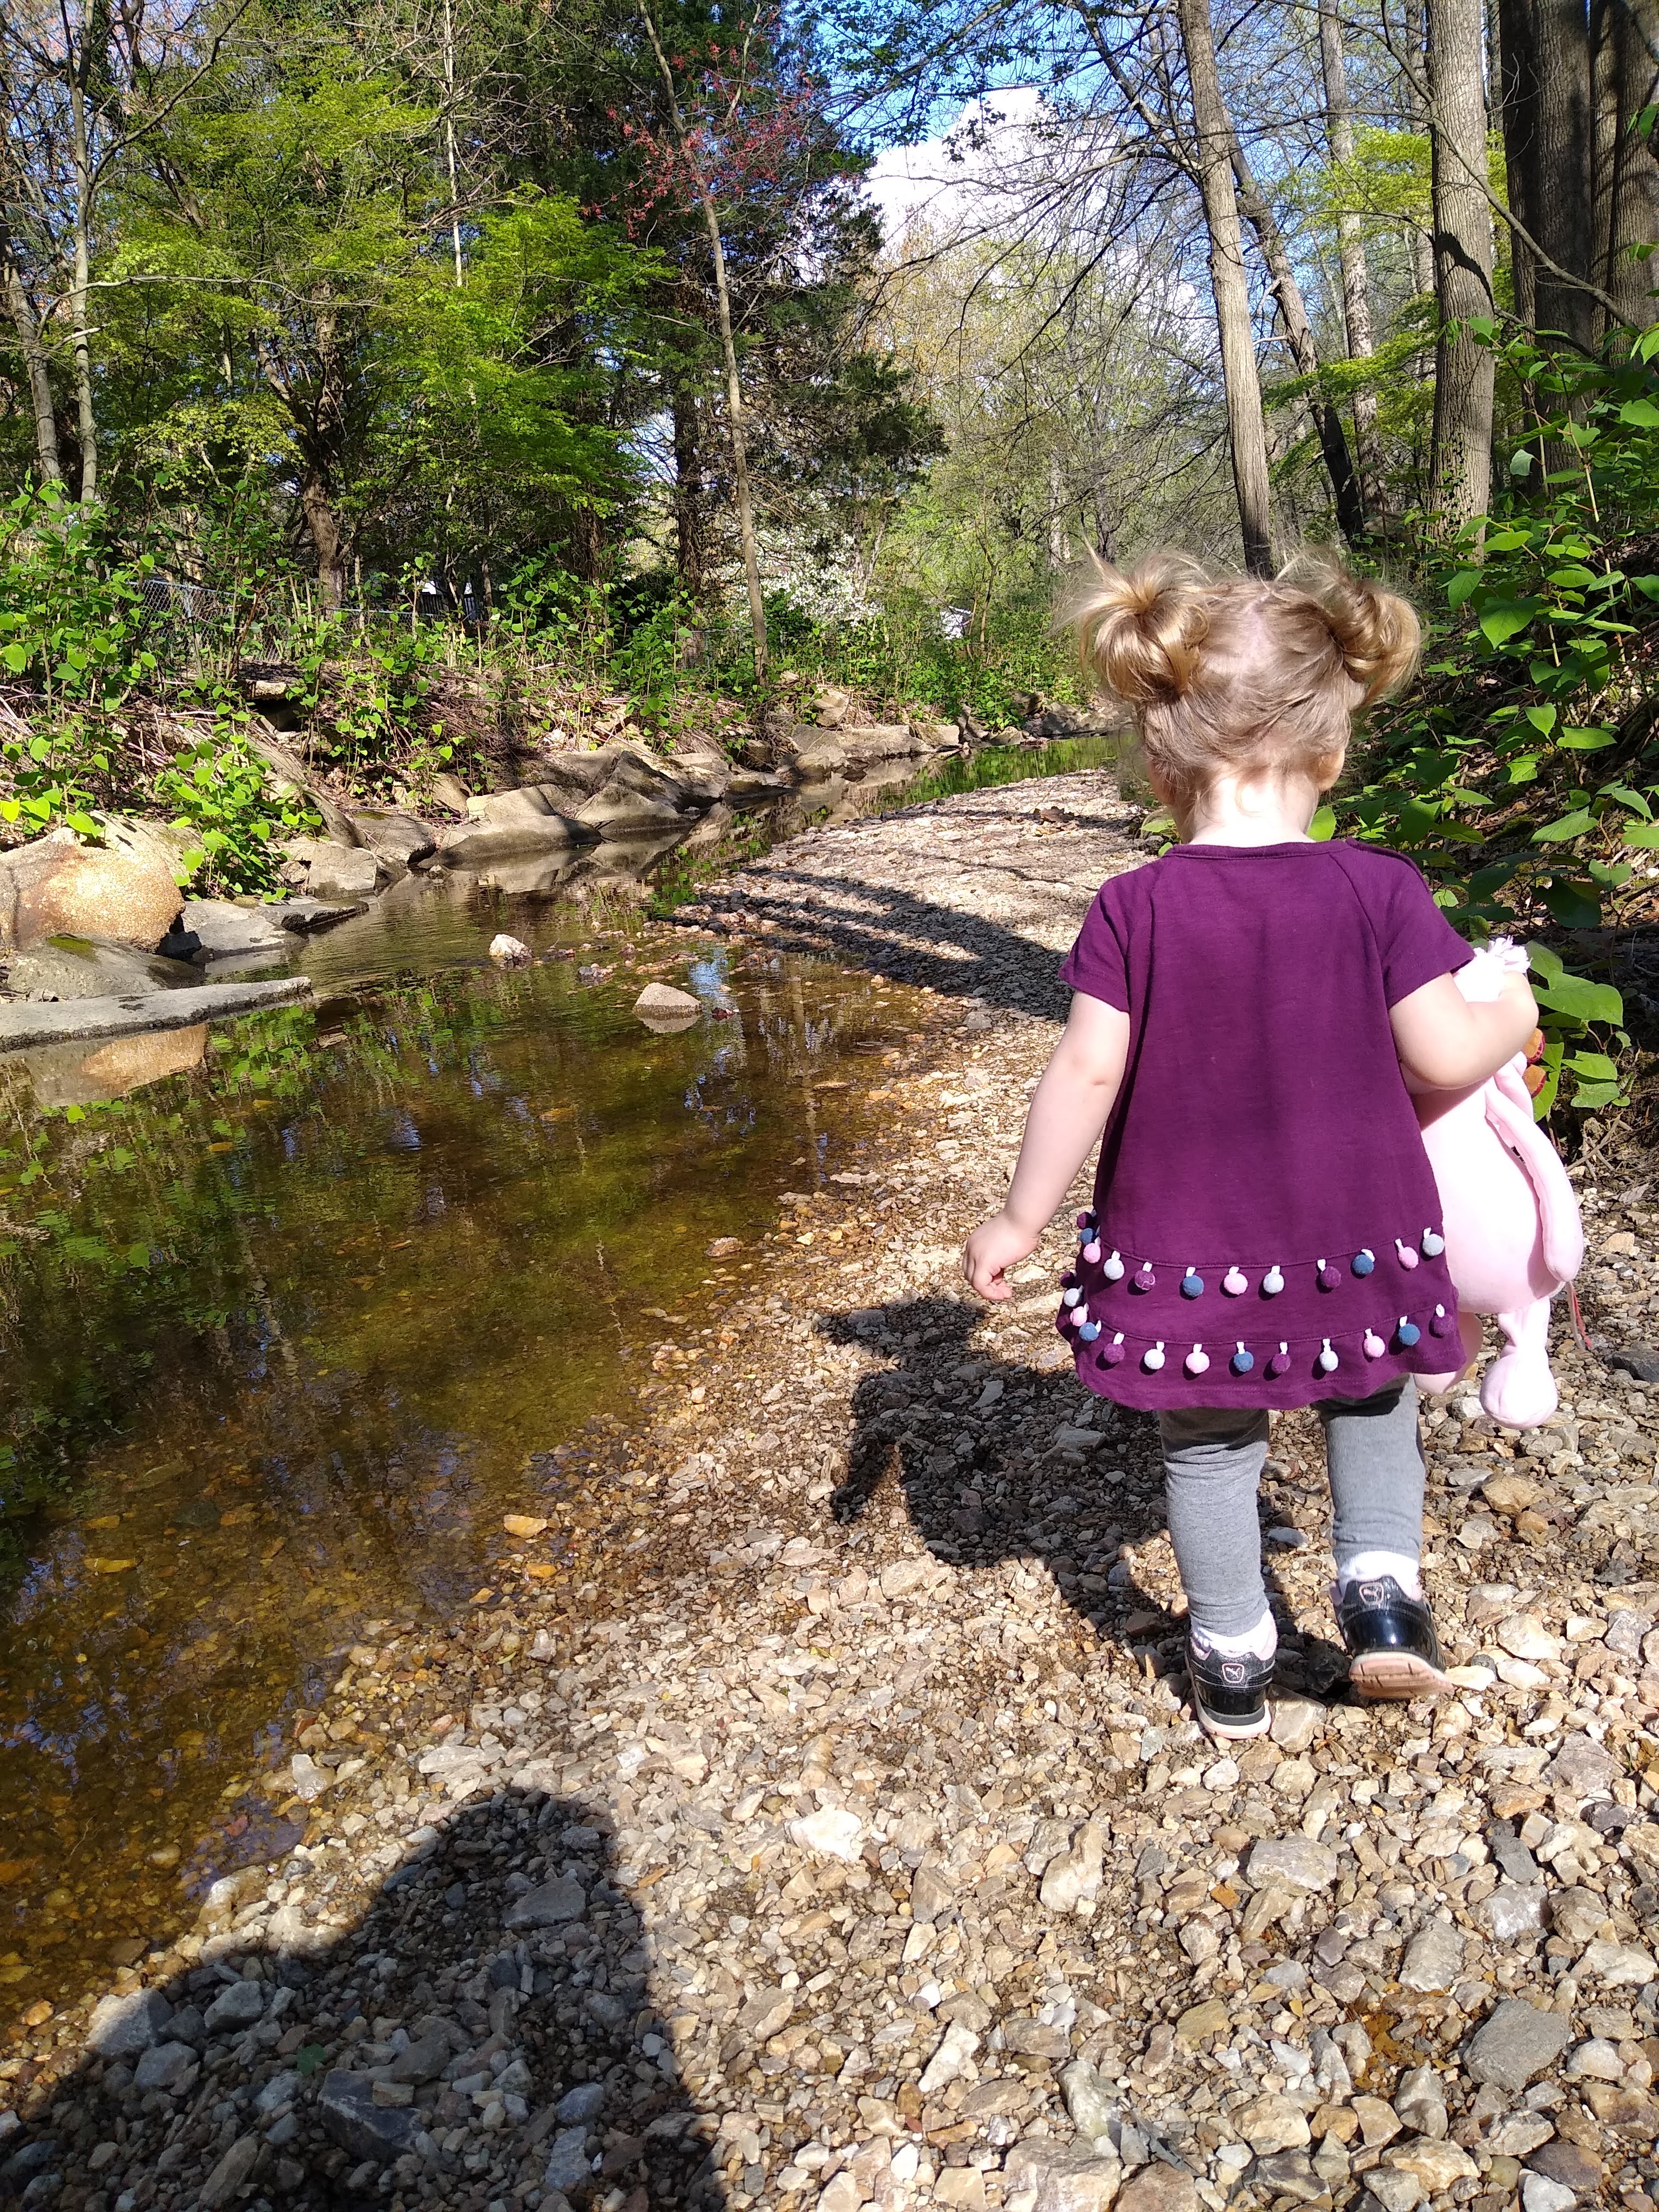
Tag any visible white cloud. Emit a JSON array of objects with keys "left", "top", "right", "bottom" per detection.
[{"left": 864, "top": 89, "right": 1050, "bottom": 245}]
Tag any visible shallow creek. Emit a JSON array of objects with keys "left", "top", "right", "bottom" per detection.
[{"left": 0, "top": 738, "right": 1110, "bottom": 2019}]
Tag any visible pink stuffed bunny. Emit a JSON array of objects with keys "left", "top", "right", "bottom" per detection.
[{"left": 1410, "top": 942, "right": 1584, "bottom": 1428}]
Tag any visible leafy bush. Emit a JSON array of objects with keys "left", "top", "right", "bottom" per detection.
[{"left": 1331, "top": 323, "right": 1659, "bottom": 1115}]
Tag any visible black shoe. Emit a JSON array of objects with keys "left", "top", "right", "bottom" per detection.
[
  {"left": 1186, "top": 1637, "right": 1274, "bottom": 1739},
  {"left": 1335, "top": 1574, "right": 1453, "bottom": 1700}
]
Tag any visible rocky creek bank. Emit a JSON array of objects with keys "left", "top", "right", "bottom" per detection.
[{"left": 9, "top": 771, "right": 1659, "bottom": 2212}]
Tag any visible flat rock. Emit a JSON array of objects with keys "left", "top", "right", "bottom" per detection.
[
  {"left": 1246, "top": 1836, "right": 1338, "bottom": 1891},
  {"left": 204, "top": 1980, "right": 264, "bottom": 2033},
  {"left": 1522, "top": 2176, "right": 1579, "bottom": 2212},
  {"left": 787, "top": 1806, "right": 865, "bottom": 1861},
  {"left": 270, "top": 896, "right": 362, "bottom": 932},
  {"left": 1235, "top": 2092, "right": 1311, "bottom": 2153},
  {"left": 1400, "top": 1920, "right": 1464, "bottom": 1993},
  {"left": 1114, "top": 2166, "right": 1198, "bottom": 2212},
  {"left": 350, "top": 810, "right": 435, "bottom": 865},
  {"left": 133, "top": 2041, "right": 197, "bottom": 2093},
  {"left": 1527, "top": 2141, "right": 1604, "bottom": 2193},
  {"left": 1496, "top": 1613, "right": 1559, "bottom": 1661},
  {"left": 1478, "top": 1883, "right": 1548, "bottom": 1941},
  {"left": 307, "top": 844, "right": 381, "bottom": 902},
  {"left": 319, "top": 2070, "right": 418, "bottom": 2163},
  {"left": 6, "top": 932, "right": 203, "bottom": 1000},
  {"left": 1465, "top": 2000, "right": 1573, "bottom": 2092},
  {"left": 179, "top": 898, "right": 289, "bottom": 957},
  {"left": 0, "top": 973, "right": 309, "bottom": 1057},
  {"left": 503, "top": 1876, "right": 586, "bottom": 1929},
  {"left": 87, "top": 1987, "right": 171, "bottom": 2058},
  {"left": 1545, "top": 1733, "right": 1622, "bottom": 1799},
  {"left": 1577, "top": 1938, "right": 1656, "bottom": 1986},
  {"left": 1384, "top": 2139, "right": 1478, "bottom": 2191}
]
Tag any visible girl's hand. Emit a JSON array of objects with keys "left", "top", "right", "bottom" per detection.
[{"left": 963, "top": 1211, "right": 1038, "bottom": 1300}]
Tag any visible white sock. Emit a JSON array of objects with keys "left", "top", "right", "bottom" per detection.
[
  {"left": 1339, "top": 1549, "right": 1423, "bottom": 1598},
  {"left": 1191, "top": 1612, "right": 1277, "bottom": 1661}
]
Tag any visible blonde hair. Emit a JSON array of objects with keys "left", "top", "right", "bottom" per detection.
[{"left": 1069, "top": 550, "right": 1420, "bottom": 828}]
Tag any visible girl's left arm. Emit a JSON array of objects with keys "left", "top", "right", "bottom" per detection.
[{"left": 963, "top": 992, "right": 1131, "bottom": 1299}]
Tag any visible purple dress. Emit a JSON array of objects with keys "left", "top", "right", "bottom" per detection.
[{"left": 1056, "top": 840, "right": 1473, "bottom": 1412}]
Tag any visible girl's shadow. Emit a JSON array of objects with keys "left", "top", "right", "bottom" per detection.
[{"left": 820, "top": 1295, "right": 1350, "bottom": 1699}]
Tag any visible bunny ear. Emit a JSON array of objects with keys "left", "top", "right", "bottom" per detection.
[{"left": 1485, "top": 1058, "right": 1585, "bottom": 1286}]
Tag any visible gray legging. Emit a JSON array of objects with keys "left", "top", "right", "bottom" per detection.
[{"left": 1158, "top": 1380, "right": 1424, "bottom": 1641}]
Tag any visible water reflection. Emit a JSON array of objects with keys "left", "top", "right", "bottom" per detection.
[{"left": 0, "top": 892, "right": 914, "bottom": 2013}]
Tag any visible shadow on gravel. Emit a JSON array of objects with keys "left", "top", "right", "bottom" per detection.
[
  {"left": 0, "top": 1792, "right": 727, "bottom": 2212},
  {"left": 731, "top": 855, "right": 1130, "bottom": 1015},
  {"left": 824, "top": 1297, "right": 1350, "bottom": 1700}
]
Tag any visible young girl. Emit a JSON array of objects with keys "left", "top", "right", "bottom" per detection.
[{"left": 963, "top": 554, "right": 1538, "bottom": 1739}]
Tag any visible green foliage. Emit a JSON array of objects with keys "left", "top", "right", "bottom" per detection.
[
  {"left": 0, "top": 487, "right": 159, "bottom": 709},
  {"left": 1332, "top": 325, "right": 1659, "bottom": 1116},
  {"left": 151, "top": 691, "right": 317, "bottom": 895}
]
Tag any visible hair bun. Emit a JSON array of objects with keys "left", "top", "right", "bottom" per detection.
[
  {"left": 1288, "top": 556, "right": 1421, "bottom": 705},
  {"left": 1069, "top": 551, "right": 1212, "bottom": 705}
]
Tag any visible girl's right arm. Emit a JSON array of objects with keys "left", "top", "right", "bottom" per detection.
[
  {"left": 1390, "top": 968, "right": 1539, "bottom": 1090},
  {"left": 963, "top": 992, "right": 1130, "bottom": 1299}
]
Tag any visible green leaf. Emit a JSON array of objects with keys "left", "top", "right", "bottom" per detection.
[
  {"left": 1618, "top": 397, "right": 1659, "bottom": 426},
  {"left": 1535, "top": 972, "right": 1624, "bottom": 1024},
  {"left": 1308, "top": 805, "right": 1336, "bottom": 841},
  {"left": 1570, "top": 1077, "right": 1626, "bottom": 1109},
  {"left": 1633, "top": 576, "right": 1659, "bottom": 601},
  {"left": 1588, "top": 860, "right": 1633, "bottom": 888},
  {"left": 1446, "top": 569, "right": 1483, "bottom": 608},
  {"left": 1560, "top": 727, "right": 1617, "bottom": 750},
  {"left": 1599, "top": 785, "right": 1653, "bottom": 818},
  {"left": 295, "top": 2044, "right": 327, "bottom": 2077},
  {"left": 1524, "top": 704, "right": 1557, "bottom": 736},
  {"left": 1533, "top": 808, "right": 1595, "bottom": 841},
  {"left": 1621, "top": 822, "right": 1659, "bottom": 847},
  {"left": 1479, "top": 599, "right": 1543, "bottom": 646},
  {"left": 1565, "top": 1050, "right": 1620, "bottom": 1080},
  {"left": 1542, "top": 879, "right": 1602, "bottom": 929}
]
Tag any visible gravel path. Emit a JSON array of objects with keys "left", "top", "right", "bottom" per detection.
[{"left": 8, "top": 771, "right": 1659, "bottom": 2212}]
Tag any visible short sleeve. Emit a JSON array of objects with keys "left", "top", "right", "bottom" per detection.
[
  {"left": 1365, "top": 852, "right": 1475, "bottom": 1005},
  {"left": 1060, "top": 876, "right": 1133, "bottom": 1010}
]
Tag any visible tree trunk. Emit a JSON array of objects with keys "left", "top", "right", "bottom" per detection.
[
  {"left": 1591, "top": 0, "right": 1659, "bottom": 329},
  {"left": 1318, "top": 0, "right": 1384, "bottom": 512},
  {"left": 300, "top": 473, "right": 347, "bottom": 611},
  {"left": 635, "top": 0, "right": 767, "bottom": 679},
  {"left": 1230, "top": 140, "right": 1367, "bottom": 544},
  {"left": 1428, "top": 0, "right": 1496, "bottom": 531},
  {"left": 66, "top": 66, "right": 99, "bottom": 502},
  {"left": 1501, "top": 0, "right": 1599, "bottom": 347},
  {"left": 1495, "top": 0, "right": 1542, "bottom": 327},
  {"left": 0, "top": 221, "right": 63, "bottom": 484},
  {"left": 1403, "top": 0, "right": 1440, "bottom": 296},
  {"left": 1175, "top": 0, "right": 1274, "bottom": 575},
  {"left": 670, "top": 372, "right": 707, "bottom": 598}
]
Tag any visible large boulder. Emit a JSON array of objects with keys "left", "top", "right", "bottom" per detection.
[
  {"left": 0, "top": 834, "right": 183, "bottom": 953},
  {"left": 839, "top": 723, "right": 928, "bottom": 763},
  {"left": 663, "top": 746, "right": 732, "bottom": 804},
  {"left": 179, "top": 899, "right": 289, "bottom": 959},
  {"left": 306, "top": 844, "right": 381, "bottom": 902},
  {"left": 5, "top": 933, "right": 202, "bottom": 1000},
  {"left": 350, "top": 810, "right": 436, "bottom": 866},
  {"left": 436, "top": 795, "right": 598, "bottom": 869}
]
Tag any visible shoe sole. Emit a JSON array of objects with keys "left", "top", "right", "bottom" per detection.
[
  {"left": 1347, "top": 1650, "right": 1454, "bottom": 1701},
  {"left": 1194, "top": 1700, "right": 1273, "bottom": 1742}
]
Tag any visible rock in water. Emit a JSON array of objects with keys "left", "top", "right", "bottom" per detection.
[
  {"left": 0, "top": 834, "right": 182, "bottom": 952},
  {"left": 489, "top": 933, "right": 532, "bottom": 965},
  {"left": 633, "top": 981, "right": 701, "bottom": 1031},
  {"left": 306, "top": 845, "right": 381, "bottom": 902}
]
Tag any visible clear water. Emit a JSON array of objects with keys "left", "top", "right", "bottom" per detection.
[{"left": 0, "top": 739, "right": 1111, "bottom": 2015}]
